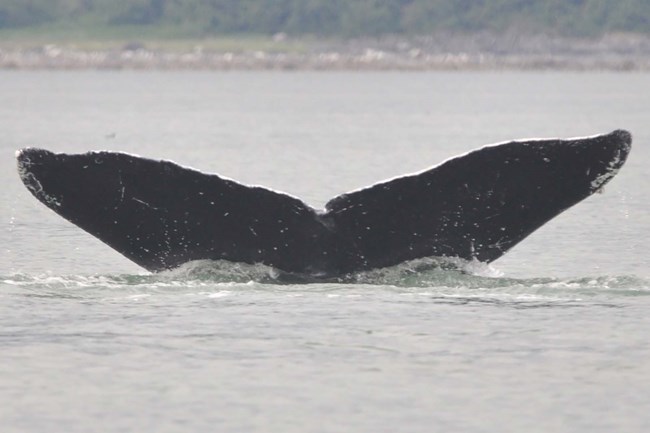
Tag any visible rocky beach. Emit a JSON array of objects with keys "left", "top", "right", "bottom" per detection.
[{"left": 2, "top": 32, "right": 650, "bottom": 71}]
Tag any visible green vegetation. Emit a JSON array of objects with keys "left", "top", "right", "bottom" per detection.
[
  {"left": 0, "top": 0, "right": 648, "bottom": 40},
  {"left": 0, "top": 18, "right": 307, "bottom": 53}
]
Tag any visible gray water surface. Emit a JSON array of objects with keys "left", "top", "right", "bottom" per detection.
[{"left": 1, "top": 71, "right": 649, "bottom": 432}]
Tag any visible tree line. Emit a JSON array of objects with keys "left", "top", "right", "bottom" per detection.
[{"left": 1, "top": 0, "right": 648, "bottom": 37}]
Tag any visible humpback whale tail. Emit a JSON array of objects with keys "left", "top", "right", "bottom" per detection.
[{"left": 16, "top": 130, "right": 631, "bottom": 278}]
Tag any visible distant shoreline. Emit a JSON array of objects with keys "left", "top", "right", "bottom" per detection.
[{"left": 2, "top": 33, "right": 649, "bottom": 71}]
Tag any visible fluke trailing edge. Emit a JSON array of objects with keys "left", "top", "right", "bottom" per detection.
[{"left": 17, "top": 130, "right": 631, "bottom": 277}]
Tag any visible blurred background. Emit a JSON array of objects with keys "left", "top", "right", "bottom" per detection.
[
  {"left": 0, "top": 0, "right": 649, "bottom": 70},
  {"left": 1, "top": 0, "right": 648, "bottom": 37}
]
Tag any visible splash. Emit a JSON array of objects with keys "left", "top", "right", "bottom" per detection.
[{"left": 2, "top": 258, "right": 649, "bottom": 295}]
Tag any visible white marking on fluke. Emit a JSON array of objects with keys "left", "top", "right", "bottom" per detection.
[
  {"left": 590, "top": 148, "right": 624, "bottom": 193},
  {"left": 16, "top": 152, "right": 63, "bottom": 208},
  {"left": 132, "top": 197, "right": 159, "bottom": 210}
]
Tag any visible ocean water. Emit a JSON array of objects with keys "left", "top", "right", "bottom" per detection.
[{"left": 1, "top": 71, "right": 650, "bottom": 432}]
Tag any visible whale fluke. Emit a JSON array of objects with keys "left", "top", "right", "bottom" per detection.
[{"left": 16, "top": 130, "right": 631, "bottom": 277}]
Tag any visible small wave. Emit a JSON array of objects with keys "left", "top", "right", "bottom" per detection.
[
  {"left": 0, "top": 270, "right": 244, "bottom": 299},
  {"left": 2, "top": 259, "right": 649, "bottom": 301},
  {"left": 162, "top": 257, "right": 507, "bottom": 285}
]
